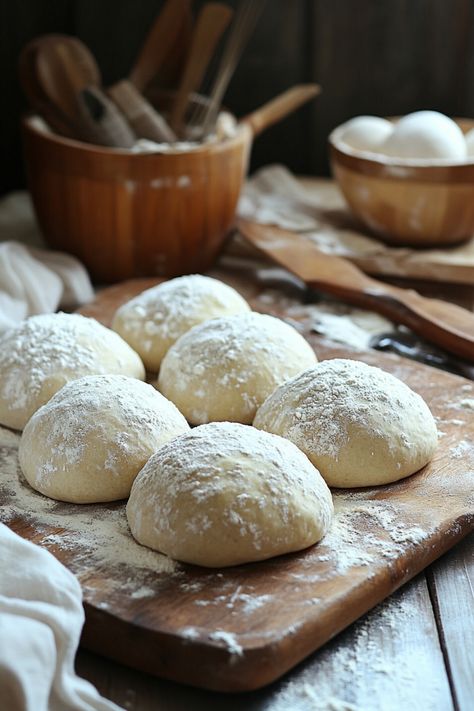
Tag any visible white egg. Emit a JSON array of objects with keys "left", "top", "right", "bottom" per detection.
[
  {"left": 381, "top": 111, "right": 467, "bottom": 161},
  {"left": 339, "top": 116, "right": 394, "bottom": 152},
  {"left": 464, "top": 127, "right": 474, "bottom": 158}
]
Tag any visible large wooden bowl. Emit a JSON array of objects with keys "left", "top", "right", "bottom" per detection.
[
  {"left": 22, "top": 115, "right": 251, "bottom": 283},
  {"left": 329, "top": 119, "right": 474, "bottom": 247},
  {"left": 22, "top": 85, "right": 318, "bottom": 283}
]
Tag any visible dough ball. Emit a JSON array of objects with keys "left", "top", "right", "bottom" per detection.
[
  {"left": 381, "top": 111, "right": 466, "bottom": 160},
  {"left": 253, "top": 358, "right": 438, "bottom": 488},
  {"left": 126, "top": 421, "right": 333, "bottom": 567},
  {"left": 464, "top": 127, "right": 474, "bottom": 157},
  {"left": 111, "top": 275, "right": 250, "bottom": 372},
  {"left": 19, "top": 374, "right": 189, "bottom": 503},
  {"left": 0, "top": 313, "right": 145, "bottom": 431},
  {"left": 157, "top": 312, "right": 317, "bottom": 425},
  {"left": 340, "top": 115, "right": 394, "bottom": 153}
]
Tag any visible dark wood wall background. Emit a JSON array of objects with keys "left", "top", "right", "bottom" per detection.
[{"left": 2, "top": 0, "right": 474, "bottom": 196}]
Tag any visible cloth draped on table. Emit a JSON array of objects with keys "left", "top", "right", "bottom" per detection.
[
  {"left": 0, "top": 192, "right": 93, "bottom": 334},
  {"left": 0, "top": 523, "right": 123, "bottom": 711}
]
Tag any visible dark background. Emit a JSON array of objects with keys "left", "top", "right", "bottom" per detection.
[{"left": 2, "top": 0, "right": 474, "bottom": 196}]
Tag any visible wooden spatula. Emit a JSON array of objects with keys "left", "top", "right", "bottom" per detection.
[
  {"left": 128, "top": 0, "right": 193, "bottom": 92},
  {"left": 238, "top": 219, "right": 474, "bottom": 362},
  {"left": 105, "top": 0, "right": 192, "bottom": 143}
]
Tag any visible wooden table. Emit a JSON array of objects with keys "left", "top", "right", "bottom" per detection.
[{"left": 76, "top": 180, "right": 474, "bottom": 711}]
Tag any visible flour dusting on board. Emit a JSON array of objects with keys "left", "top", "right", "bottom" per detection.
[{"left": 0, "top": 427, "right": 178, "bottom": 578}]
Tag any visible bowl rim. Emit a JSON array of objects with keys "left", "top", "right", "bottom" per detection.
[
  {"left": 329, "top": 117, "right": 474, "bottom": 182},
  {"left": 22, "top": 111, "right": 251, "bottom": 158}
]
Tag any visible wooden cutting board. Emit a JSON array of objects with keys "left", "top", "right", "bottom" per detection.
[{"left": 1, "top": 271, "right": 473, "bottom": 693}]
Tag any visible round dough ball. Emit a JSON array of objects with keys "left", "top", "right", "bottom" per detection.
[
  {"left": 381, "top": 111, "right": 467, "bottom": 161},
  {"left": 111, "top": 275, "right": 250, "bottom": 371},
  {"left": 126, "top": 421, "right": 333, "bottom": 567},
  {"left": 0, "top": 313, "right": 145, "bottom": 431},
  {"left": 253, "top": 358, "right": 438, "bottom": 488},
  {"left": 19, "top": 374, "right": 189, "bottom": 503},
  {"left": 340, "top": 115, "right": 394, "bottom": 153},
  {"left": 157, "top": 312, "right": 317, "bottom": 425}
]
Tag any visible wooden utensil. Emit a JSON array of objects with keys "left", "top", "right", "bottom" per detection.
[
  {"left": 196, "top": 0, "right": 267, "bottom": 139},
  {"left": 240, "top": 84, "right": 321, "bottom": 136},
  {"left": 169, "top": 2, "right": 234, "bottom": 137},
  {"left": 36, "top": 36, "right": 100, "bottom": 119},
  {"left": 107, "top": 80, "right": 176, "bottom": 142},
  {"left": 128, "top": 0, "right": 193, "bottom": 92},
  {"left": 18, "top": 36, "right": 78, "bottom": 137},
  {"left": 146, "top": 1, "right": 194, "bottom": 90},
  {"left": 33, "top": 35, "right": 136, "bottom": 147},
  {"left": 105, "top": 0, "right": 193, "bottom": 143},
  {"left": 238, "top": 219, "right": 474, "bottom": 361}
]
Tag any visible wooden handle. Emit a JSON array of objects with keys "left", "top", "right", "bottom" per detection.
[
  {"left": 108, "top": 80, "right": 177, "bottom": 142},
  {"left": 361, "top": 281, "right": 474, "bottom": 361},
  {"left": 238, "top": 219, "right": 474, "bottom": 362},
  {"left": 240, "top": 84, "right": 321, "bottom": 137},
  {"left": 169, "top": 2, "right": 234, "bottom": 136},
  {"left": 78, "top": 87, "right": 137, "bottom": 147},
  {"left": 129, "top": 0, "right": 193, "bottom": 91}
]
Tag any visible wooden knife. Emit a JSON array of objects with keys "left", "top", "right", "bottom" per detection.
[{"left": 237, "top": 219, "right": 474, "bottom": 362}]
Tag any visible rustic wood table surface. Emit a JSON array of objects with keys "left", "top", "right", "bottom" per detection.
[{"left": 75, "top": 178, "right": 474, "bottom": 711}]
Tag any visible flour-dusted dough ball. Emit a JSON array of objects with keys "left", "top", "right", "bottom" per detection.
[
  {"left": 254, "top": 359, "right": 438, "bottom": 488},
  {"left": 0, "top": 313, "right": 145, "bottom": 431},
  {"left": 111, "top": 275, "right": 250, "bottom": 372},
  {"left": 340, "top": 115, "right": 394, "bottom": 153},
  {"left": 381, "top": 111, "right": 467, "bottom": 161},
  {"left": 19, "top": 374, "right": 189, "bottom": 503},
  {"left": 126, "top": 422, "right": 333, "bottom": 567},
  {"left": 157, "top": 312, "right": 317, "bottom": 425}
]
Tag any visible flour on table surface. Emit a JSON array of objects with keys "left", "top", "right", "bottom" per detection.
[{"left": 267, "top": 581, "right": 450, "bottom": 711}]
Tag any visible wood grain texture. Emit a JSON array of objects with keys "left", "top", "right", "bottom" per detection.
[
  {"left": 428, "top": 533, "right": 474, "bottom": 711},
  {"left": 21, "top": 112, "right": 252, "bottom": 282},
  {"left": 2, "top": 272, "right": 473, "bottom": 692},
  {"left": 75, "top": 576, "right": 454, "bottom": 710}
]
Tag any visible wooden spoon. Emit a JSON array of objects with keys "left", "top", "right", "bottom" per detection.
[
  {"left": 18, "top": 36, "right": 78, "bottom": 137},
  {"left": 34, "top": 36, "right": 135, "bottom": 147},
  {"left": 169, "top": 2, "right": 234, "bottom": 137},
  {"left": 238, "top": 219, "right": 474, "bottom": 362}
]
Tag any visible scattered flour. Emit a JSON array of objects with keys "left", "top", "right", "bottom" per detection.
[
  {"left": 449, "top": 439, "right": 474, "bottom": 461},
  {"left": 208, "top": 630, "right": 243, "bottom": 657},
  {"left": 0, "top": 427, "right": 178, "bottom": 579},
  {"left": 267, "top": 581, "right": 450, "bottom": 711}
]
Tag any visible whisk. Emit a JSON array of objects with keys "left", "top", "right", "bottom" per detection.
[{"left": 188, "top": 0, "right": 267, "bottom": 139}]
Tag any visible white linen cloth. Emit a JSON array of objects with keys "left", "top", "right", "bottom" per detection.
[
  {"left": 0, "top": 192, "right": 94, "bottom": 333},
  {"left": 0, "top": 523, "right": 123, "bottom": 711}
]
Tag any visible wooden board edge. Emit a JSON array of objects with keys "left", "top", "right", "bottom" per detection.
[{"left": 80, "top": 515, "right": 473, "bottom": 693}]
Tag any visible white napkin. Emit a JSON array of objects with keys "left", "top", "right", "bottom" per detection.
[
  {"left": 0, "top": 522, "right": 123, "bottom": 711},
  {"left": 0, "top": 192, "right": 94, "bottom": 333}
]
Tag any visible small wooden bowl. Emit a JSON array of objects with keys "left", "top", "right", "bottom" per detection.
[
  {"left": 22, "top": 85, "right": 319, "bottom": 282},
  {"left": 329, "top": 119, "right": 474, "bottom": 247}
]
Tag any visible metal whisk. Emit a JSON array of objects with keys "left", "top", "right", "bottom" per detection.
[{"left": 188, "top": 0, "right": 267, "bottom": 140}]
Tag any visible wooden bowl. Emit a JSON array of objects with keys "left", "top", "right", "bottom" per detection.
[
  {"left": 22, "top": 85, "right": 319, "bottom": 283},
  {"left": 329, "top": 119, "right": 474, "bottom": 247},
  {"left": 22, "top": 114, "right": 251, "bottom": 283}
]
